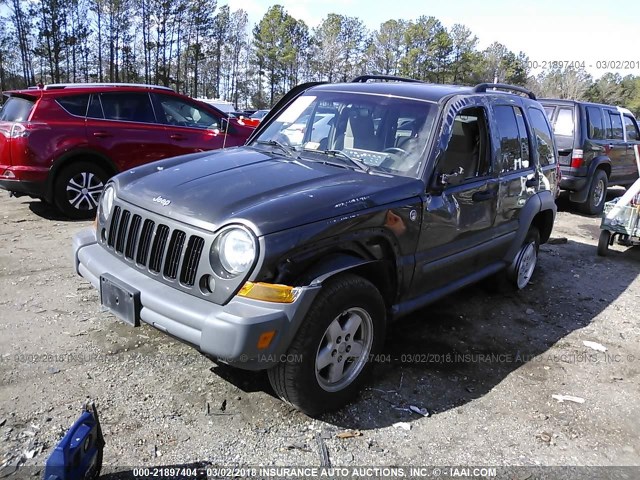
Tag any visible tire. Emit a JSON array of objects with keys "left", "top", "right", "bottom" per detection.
[
  {"left": 53, "top": 162, "right": 110, "bottom": 219},
  {"left": 597, "top": 230, "right": 611, "bottom": 256},
  {"left": 268, "top": 273, "right": 386, "bottom": 416},
  {"left": 579, "top": 169, "right": 608, "bottom": 215},
  {"left": 506, "top": 226, "right": 540, "bottom": 290}
]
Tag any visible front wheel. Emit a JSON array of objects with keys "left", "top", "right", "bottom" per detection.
[
  {"left": 268, "top": 274, "right": 386, "bottom": 416},
  {"left": 54, "top": 162, "right": 110, "bottom": 219}
]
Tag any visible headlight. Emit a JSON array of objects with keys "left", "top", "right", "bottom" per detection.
[
  {"left": 214, "top": 227, "right": 256, "bottom": 276},
  {"left": 98, "top": 185, "right": 115, "bottom": 222}
]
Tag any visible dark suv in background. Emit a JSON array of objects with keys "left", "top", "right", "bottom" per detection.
[
  {"left": 541, "top": 99, "right": 640, "bottom": 214},
  {"left": 74, "top": 77, "right": 558, "bottom": 414},
  {"left": 0, "top": 83, "right": 254, "bottom": 218}
]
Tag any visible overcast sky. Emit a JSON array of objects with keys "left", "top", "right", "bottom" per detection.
[{"left": 224, "top": 0, "right": 640, "bottom": 79}]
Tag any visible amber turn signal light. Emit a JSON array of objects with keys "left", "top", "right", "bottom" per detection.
[{"left": 237, "top": 282, "right": 298, "bottom": 303}]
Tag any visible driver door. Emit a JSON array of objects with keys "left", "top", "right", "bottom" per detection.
[{"left": 408, "top": 101, "right": 499, "bottom": 298}]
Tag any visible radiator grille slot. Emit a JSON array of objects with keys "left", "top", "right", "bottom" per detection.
[
  {"left": 107, "top": 206, "right": 121, "bottom": 247},
  {"left": 124, "top": 214, "right": 142, "bottom": 260},
  {"left": 163, "top": 230, "right": 186, "bottom": 279},
  {"left": 180, "top": 236, "right": 205, "bottom": 287},
  {"left": 148, "top": 224, "right": 170, "bottom": 273},
  {"left": 115, "top": 209, "right": 130, "bottom": 253},
  {"left": 136, "top": 219, "right": 155, "bottom": 266}
]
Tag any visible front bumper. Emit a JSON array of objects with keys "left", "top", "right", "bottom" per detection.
[{"left": 73, "top": 228, "right": 320, "bottom": 370}]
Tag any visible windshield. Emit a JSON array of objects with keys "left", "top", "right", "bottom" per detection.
[{"left": 251, "top": 91, "right": 437, "bottom": 178}]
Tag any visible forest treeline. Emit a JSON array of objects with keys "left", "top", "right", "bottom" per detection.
[{"left": 1, "top": 0, "right": 639, "bottom": 114}]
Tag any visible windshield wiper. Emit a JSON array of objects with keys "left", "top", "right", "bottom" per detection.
[
  {"left": 255, "top": 139, "right": 297, "bottom": 158},
  {"left": 323, "top": 149, "right": 370, "bottom": 173}
]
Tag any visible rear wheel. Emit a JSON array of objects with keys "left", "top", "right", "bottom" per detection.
[
  {"left": 597, "top": 230, "right": 611, "bottom": 256},
  {"left": 53, "top": 162, "right": 110, "bottom": 219},
  {"left": 268, "top": 273, "right": 386, "bottom": 416},
  {"left": 579, "top": 169, "right": 608, "bottom": 215},
  {"left": 507, "top": 227, "right": 540, "bottom": 290}
]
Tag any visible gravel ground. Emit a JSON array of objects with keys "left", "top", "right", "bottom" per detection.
[{"left": 0, "top": 190, "right": 639, "bottom": 479}]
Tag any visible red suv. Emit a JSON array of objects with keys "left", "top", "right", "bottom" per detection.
[{"left": 0, "top": 83, "right": 254, "bottom": 218}]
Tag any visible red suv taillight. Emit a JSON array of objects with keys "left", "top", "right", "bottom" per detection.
[
  {"left": 570, "top": 149, "right": 584, "bottom": 168},
  {"left": 0, "top": 122, "right": 49, "bottom": 139}
]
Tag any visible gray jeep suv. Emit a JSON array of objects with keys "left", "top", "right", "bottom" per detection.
[{"left": 73, "top": 76, "right": 558, "bottom": 415}]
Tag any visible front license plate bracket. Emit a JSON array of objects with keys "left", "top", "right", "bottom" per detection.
[{"left": 100, "top": 274, "right": 141, "bottom": 327}]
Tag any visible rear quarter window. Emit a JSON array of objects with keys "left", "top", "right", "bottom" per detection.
[
  {"left": 0, "top": 96, "right": 35, "bottom": 122},
  {"left": 56, "top": 95, "right": 90, "bottom": 117},
  {"left": 623, "top": 114, "right": 640, "bottom": 141}
]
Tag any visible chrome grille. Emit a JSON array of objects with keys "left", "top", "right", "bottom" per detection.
[{"left": 105, "top": 207, "right": 204, "bottom": 286}]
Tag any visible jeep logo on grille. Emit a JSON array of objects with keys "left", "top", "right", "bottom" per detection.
[{"left": 152, "top": 196, "right": 171, "bottom": 206}]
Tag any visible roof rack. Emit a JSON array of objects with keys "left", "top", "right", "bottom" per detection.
[
  {"left": 473, "top": 83, "right": 536, "bottom": 100},
  {"left": 351, "top": 75, "right": 424, "bottom": 84},
  {"left": 39, "top": 83, "right": 174, "bottom": 92}
]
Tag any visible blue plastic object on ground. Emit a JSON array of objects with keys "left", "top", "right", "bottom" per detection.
[{"left": 43, "top": 402, "right": 104, "bottom": 480}]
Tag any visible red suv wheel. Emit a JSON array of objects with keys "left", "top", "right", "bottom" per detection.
[{"left": 54, "top": 162, "right": 110, "bottom": 219}]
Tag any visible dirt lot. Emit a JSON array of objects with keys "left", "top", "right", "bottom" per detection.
[{"left": 0, "top": 189, "right": 639, "bottom": 478}]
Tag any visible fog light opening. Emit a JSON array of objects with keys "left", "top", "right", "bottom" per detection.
[{"left": 199, "top": 274, "right": 215, "bottom": 294}]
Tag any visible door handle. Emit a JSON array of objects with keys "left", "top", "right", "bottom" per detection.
[
  {"left": 170, "top": 134, "right": 186, "bottom": 140},
  {"left": 93, "top": 131, "right": 111, "bottom": 138},
  {"left": 608, "top": 144, "right": 614, "bottom": 150},
  {"left": 472, "top": 189, "right": 497, "bottom": 202}
]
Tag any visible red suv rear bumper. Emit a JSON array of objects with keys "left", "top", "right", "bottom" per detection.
[{"left": 0, "top": 165, "right": 49, "bottom": 197}]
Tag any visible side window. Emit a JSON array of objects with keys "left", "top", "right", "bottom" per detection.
[
  {"left": 157, "top": 95, "right": 220, "bottom": 129},
  {"left": 623, "top": 114, "right": 640, "bottom": 141},
  {"left": 554, "top": 108, "right": 574, "bottom": 137},
  {"left": 608, "top": 111, "right": 624, "bottom": 140},
  {"left": 437, "top": 106, "right": 490, "bottom": 186},
  {"left": 514, "top": 108, "right": 531, "bottom": 168},
  {"left": 543, "top": 106, "right": 554, "bottom": 119},
  {"left": 99, "top": 92, "right": 156, "bottom": 123},
  {"left": 528, "top": 108, "right": 556, "bottom": 166},
  {"left": 86, "top": 95, "right": 104, "bottom": 119},
  {"left": 494, "top": 105, "right": 531, "bottom": 173},
  {"left": 603, "top": 111, "right": 613, "bottom": 139},
  {"left": 56, "top": 95, "right": 90, "bottom": 117},
  {"left": 586, "top": 106, "right": 605, "bottom": 139}
]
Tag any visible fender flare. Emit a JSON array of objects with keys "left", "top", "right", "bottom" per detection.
[
  {"left": 569, "top": 156, "right": 611, "bottom": 204},
  {"left": 503, "top": 190, "right": 557, "bottom": 263},
  {"left": 304, "top": 254, "right": 376, "bottom": 286},
  {"left": 45, "top": 149, "right": 118, "bottom": 203}
]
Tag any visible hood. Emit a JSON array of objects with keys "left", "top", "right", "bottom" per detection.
[{"left": 112, "top": 147, "right": 424, "bottom": 236}]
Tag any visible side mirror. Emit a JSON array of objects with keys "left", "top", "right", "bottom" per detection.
[{"left": 438, "top": 166, "right": 464, "bottom": 186}]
